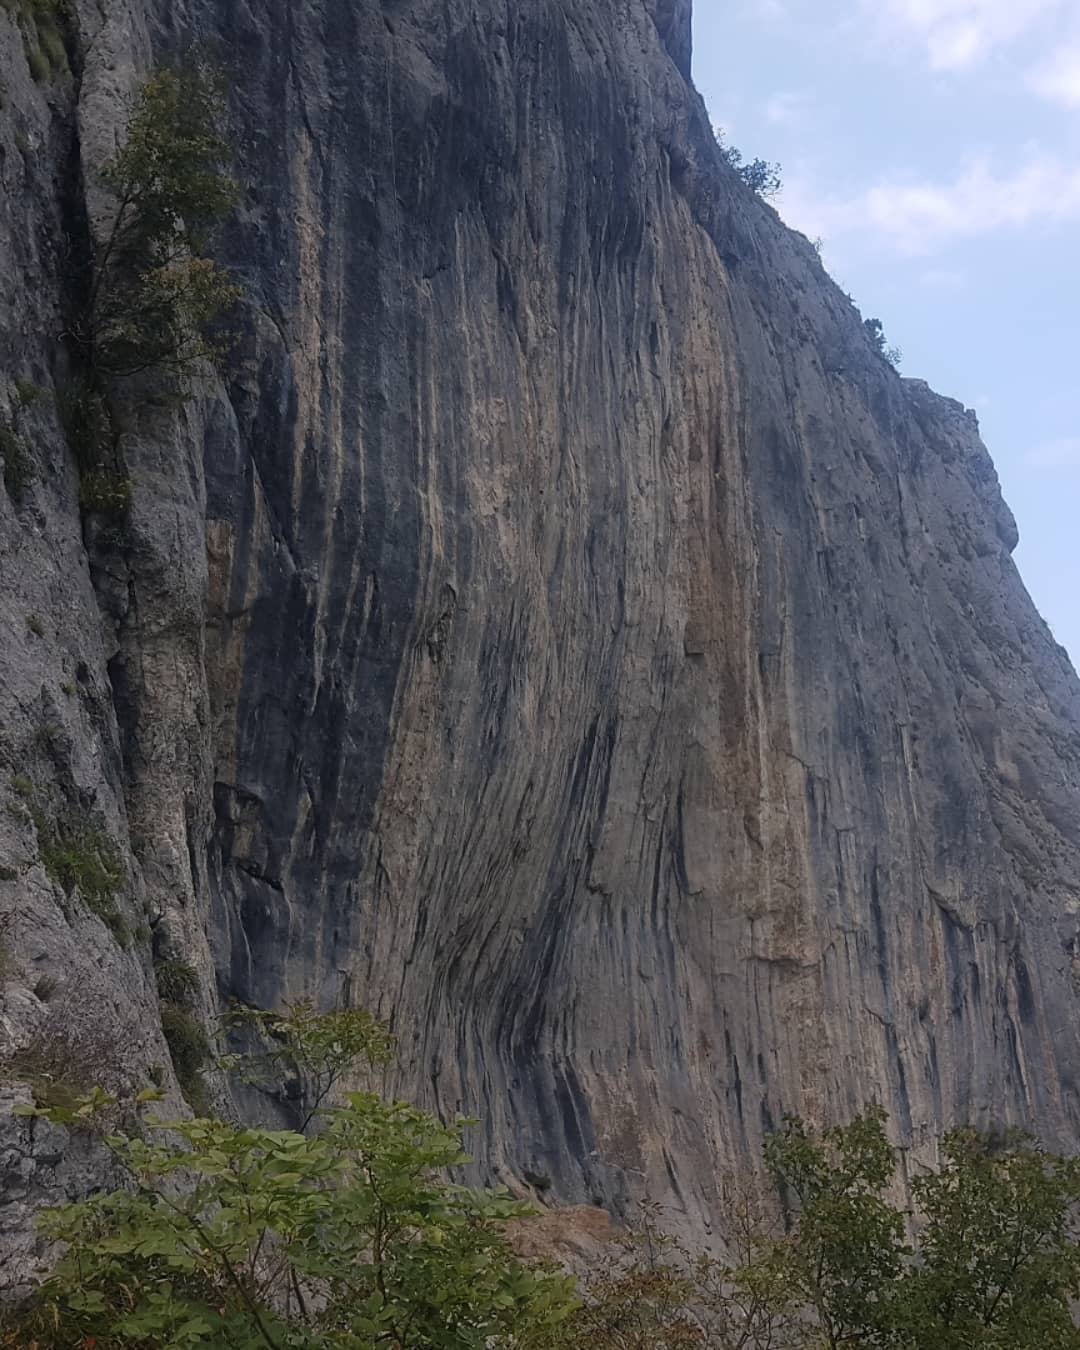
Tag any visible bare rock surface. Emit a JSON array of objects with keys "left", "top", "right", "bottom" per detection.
[{"left": 2, "top": 0, "right": 1080, "bottom": 1278}]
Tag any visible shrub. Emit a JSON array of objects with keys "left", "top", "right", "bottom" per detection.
[
  {"left": 39, "top": 828, "right": 124, "bottom": 912},
  {"left": 0, "top": 908, "right": 14, "bottom": 979},
  {"left": 154, "top": 957, "right": 200, "bottom": 1007},
  {"left": 13, "top": 377, "right": 45, "bottom": 406},
  {"left": 79, "top": 466, "right": 133, "bottom": 517},
  {"left": 16, "top": 782, "right": 129, "bottom": 944},
  {"left": 36, "top": 13, "right": 65, "bottom": 74},
  {"left": 159, "top": 1003, "right": 211, "bottom": 1111},
  {"left": 1, "top": 1018, "right": 124, "bottom": 1114},
  {"left": 25, "top": 42, "right": 48, "bottom": 81},
  {"left": 59, "top": 376, "right": 114, "bottom": 470},
  {"left": 57, "top": 60, "right": 240, "bottom": 529},
  {"left": 10, "top": 1026, "right": 1080, "bottom": 1350},
  {"left": 715, "top": 129, "right": 782, "bottom": 198},
  {"left": 1, "top": 0, "right": 71, "bottom": 82},
  {"left": 0, "top": 418, "right": 33, "bottom": 499},
  {"left": 864, "top": 316, "right": 903, "bottom": 368}
]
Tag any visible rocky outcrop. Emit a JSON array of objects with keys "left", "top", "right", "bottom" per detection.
[{"left": 2, "top": 0, "right": 1080, "bottom": 1278}]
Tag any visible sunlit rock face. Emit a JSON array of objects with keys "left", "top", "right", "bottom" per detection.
[{"left": 2, "top": 0, "right": 1080, "bottom": 1275}]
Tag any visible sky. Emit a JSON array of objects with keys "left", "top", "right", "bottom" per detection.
[{"left": 692, "top": 0, "right": 1079, "bottom": 667}]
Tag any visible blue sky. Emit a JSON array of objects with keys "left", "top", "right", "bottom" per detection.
[{"left": 692, "top": 0, "right": 1079, "bottom": 666}]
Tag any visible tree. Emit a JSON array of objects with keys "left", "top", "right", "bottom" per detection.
[
  {"left": 223, "top": 999, "right": 396, "bottom": 1132},
  {"left": 552, "top": 1114, "right": 1080, "bottom": 1350},
  {"left": 895, "top": 1130, "right": 1080, "bottom": 1348},
  {"left": 714, "top": 132, "right": 782, "bottom": 199},
  {"left": 548, "top": 1198, "right": 796, "bottom": 1350},
  {"left": 3, "top": 1008, "right": 576, "bottom": 1350},
  {"left": 77, "top": 62, "right": 239, "bottom": 382},
  {"left": 864, "top": 317, "right": 903, "bottom": 369}
]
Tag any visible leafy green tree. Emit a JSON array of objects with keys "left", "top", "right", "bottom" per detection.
[
  {"left": 762, "top": 1109, "right": 908, "bottom": 1346},
  {"left": 4, "top": 1019, "right": 576, "bottom": 1349},
  {"left": 75, "top": 61, "right": 239, "bottom": 383},
  {"left": 895, "top": 1130, "right": 1080, "bottom": 1348},
  {"left": 222, "top": 1000, "right": 395, "bottom": 1132},
  {"left": 553, "top": 1114, "right": 1080, "bottom": 1349}
]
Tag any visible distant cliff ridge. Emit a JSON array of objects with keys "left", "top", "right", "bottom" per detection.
[{"left": 2, "top": 0, "right": 1080, "bottom": 1281}]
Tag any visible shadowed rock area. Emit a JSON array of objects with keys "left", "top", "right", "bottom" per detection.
[{"left": 2, "top": 0, "right": 1080, "bottom": 1276}]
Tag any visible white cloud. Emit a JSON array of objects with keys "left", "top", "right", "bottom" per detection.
[
  {"left": 778, "top": 151, "right": 1080, "bottom": 255},
  {"left": 869, "top": 0, "right": 1064, "bottom": 70},
  {"left": 1029, "top": 46, "right": 1080, "bottom": 106},
  {"left": 1026, "top": 437, "right": 1080, "bottom": 468}
]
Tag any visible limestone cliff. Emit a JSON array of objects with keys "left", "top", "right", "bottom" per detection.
[{"left": 3, "top": 0, "right": 1080, "bottom": 1279}]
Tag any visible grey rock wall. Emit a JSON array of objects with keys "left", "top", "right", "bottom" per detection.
[{"left": 2, "top": 0, "right": 1080, "bottom": 1275}]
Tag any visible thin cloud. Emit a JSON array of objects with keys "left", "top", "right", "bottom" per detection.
[
  {"left": 868, "top": 0, "right": 1065, "bottom": 70},
  {"left": 1029, "top": 47, "right": 1080, "bottom": 106},
  {"left": 778, "top": 152, "right": 1080, "bottom": 255}
]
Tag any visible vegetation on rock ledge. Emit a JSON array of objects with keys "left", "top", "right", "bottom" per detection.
[
  {"left": 5, "top": 1004, "right": 1080, "bottom": 1347},
  {"left": 63, "top": 59, "right": 240, "bottom": 533}
]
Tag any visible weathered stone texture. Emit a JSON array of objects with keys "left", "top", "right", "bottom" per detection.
[{"left": 2, "top": 0, "right": 1080, "bottom": 1273}]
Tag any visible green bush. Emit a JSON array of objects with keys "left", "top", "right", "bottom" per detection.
[
  {"left": 0, "top": 418, "right": 33, "bottom": 499},
  {"left": 25, "top": 42, "right": 48, "bottom": 81},
  {"left": 16, "top": 781, "right": 129, "bottom": 944},
  {"left": 0, "top": 0, "right": 71, "bottom": 81},
  {"left": 12, "top": 1001, "right": 1080, "bottom": 1350},
  {"left": 79, "top": 466, "right": 133, "bottom": 517},
  {"left": 59, "top": 376, "right": 114, "bottom": 470},
  {"left": 1, "top": 1019, "right": 123, "bottom": 1114},
  {"left": 154, "top": 957, "right": 200, "bottom": 1007},
  {"left": 13, "top": 378, "right": 45, "bottom": 407},
  {"left": 6, "top": 1097, "right": 575, "bottom": 1350},
  {"left": 57, "top": 60, "right": 241, "bottom": 529},
  {"left": 36, "top": 14, "right": 65, "bottom": 74},
  {"left": 0, "top": 908, "right": 13, "bottom": 979},
  {"left": 159, "top": 1003, "right": 211, "bottom": 1111},
  {"left": 39, "top": 829, "right": 123, "bottom": 909}
]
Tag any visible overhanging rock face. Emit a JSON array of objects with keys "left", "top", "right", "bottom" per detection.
[{"left": 2, "top": 0, "right": 1080, "bottom": 1265}]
